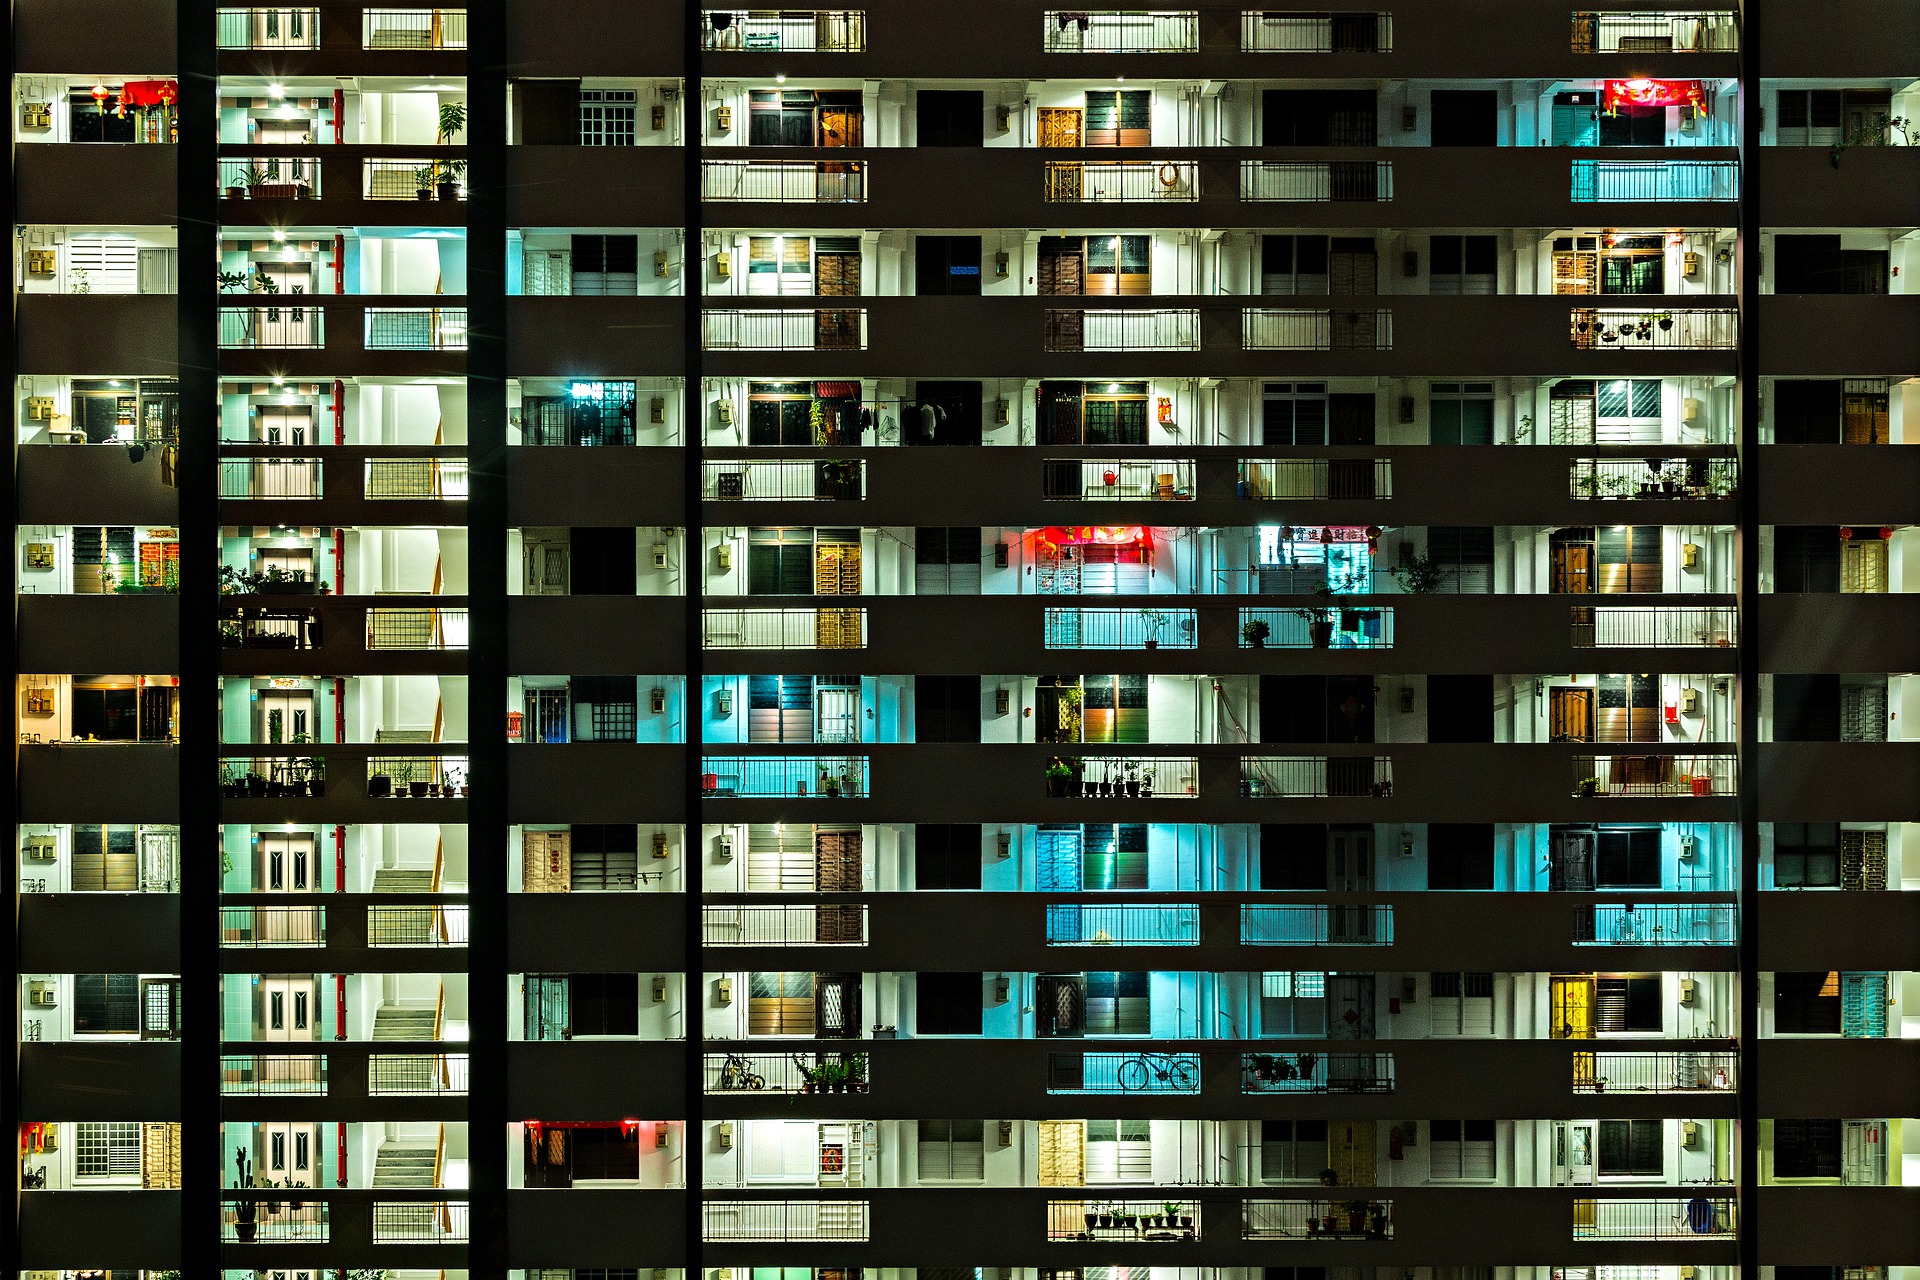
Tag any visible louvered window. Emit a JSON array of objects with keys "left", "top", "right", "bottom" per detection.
[
  {"left": 1086, "top": 1119, "right": 1153, "bottom": 1183},
  {"left": 75, "top": 974, "right": 140, "bottom": 1033},
  {"left": 749, "top": 823, "right": 817, "bottom": 891},
  {"left": 749, "top": 971, "right": 816, "bottom": 1036},
  {"left": 917, "top": 1119, "right": 986, "bottom": 1181},
  {"left": 75, "top": 1122, "right": 142, "bottom": 1178},
  {"left": 1428, "top": 971, "right": 1494, "bottom": 1035},
  {"left": 1085, "top": 971, "right": 1149, "bottom": 1035},
  {"left": 1596, "top": 526, "right": 1662, "bottom": 593},
  {"left": 915, "top": 527, "right": 983, "bottom": 594},
  {"left": 1084, "top": 90, "right": 1151, "bottom": 146},
  {"left": 1081, "top": 675, "right": 1148, "bottom": 743},
  {"left": 571, "top": 824, "right": 639, "bottom": 891},
  {"left": 1428, "top": 1119, "right": 1496, "bottom": 1179},
  {"left": 70, "top": 825, "right": 140, "bottom": 891},
  {"left": 68, "top": 236, "right": 140, "bottom": 293},
  {"left": 1595, "top": 976, "right": 1661, "bottom": 1032}
]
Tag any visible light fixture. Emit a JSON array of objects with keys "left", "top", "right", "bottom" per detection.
[
  {"left": 774, "top": 73, "right": 786, "bottom": 84},
  {"left": 267, "top": 82, "right": 286, "bottom": 99},
  {"left": 272, "top": 229, "right": 287, "bottom": 242}
]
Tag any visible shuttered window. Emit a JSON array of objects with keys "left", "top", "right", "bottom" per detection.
[
  {"left": 1595, "top": 976, "right": 1662, "bottom": 1032},
  {"left": 1428, "top": 1119, "right": 1496, "bottom": 1179},
  {"left": 1083, "top": 824, "right": 1149, "bottom": 890},
  {"left": 1595, "top": 675, "right": 1660, "bottom": 743},
  {"left": 749, "top": 824, "right": 817, "bottom": 891},
  {"left": 1429, "top": 236, "right": 1497, "bottom": 296},
  {"left": 1774, "top": 527, "right": 1841, "bottom": 593},
  {"left": 1085, "top": 971, "right": 1150, "bottom": 1035},
  {"left": 1429, "top": 382, "right": 1494, "bottom": 445},
  {"left": 75, "top": 1122, "right": 142, "bottom": 1178},
  {"left": 1084, "top": 90, "right": 1151, "bottom": 146},
  {"left": 1261, "top": 1119, "right": 1327, "bottom": 1181},
  {"left": 917, "top": 1120, "right": 986, "bottom": 1181},
  {"left": 1426, "top": 527, "right": 1494, "bottom": 594},
  {"left": 571, "top": 824, "right": 639, "bottom": 891},
  {"left": 1598, "top": 1119, "right": 1663, "bottom": 1176},
  {"left": 70, "top": 824, "right": 139, "bottom": 891},
  {"left": 1086, "top": 1119, "right": 1153, "bottom": 1183},
  {"left": 68, "top": 235, "right": 141, "bottom": 293},
  {"left": 749, "top": 971, "right": 816, "bottom": 1036},
  {"left": 915, "top": 527, "right": 982, "bottom": 594},
  {"left": 570, "top": 235, "right": 640, "bottom": 295},
  {"left": 1260, "top": 971, "right": 1327, "bottom": 1036},
  {"left": 1262, "top": 381, "right": 1329, "bottom": 444},
  {"left": 748, "top": 529, "right": 817, "bottom": 595},
  {"left": 1596, "top": 526, "right": 1661, "bottom": 593},
  {"left": 74, "top": 974, "right": 140, "bottom": 1034},
  {"left": 1774, "top": 823, "right": 1841, "bottom": 888},
  {"left": 750, "top": 674, "right": 817, "bottom": 743},
  {"left": 1428, "top": 971, "right": 1495, "bottom": 1035}
]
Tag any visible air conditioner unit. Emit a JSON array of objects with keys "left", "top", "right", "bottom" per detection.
[
  {"left": 652, "top": 543, "right": 669, "bottom": 569},
  {"left": 716, "top": 832, "right": 735, "bottom": 861},
  {"left": 24, "top": 835, "right": 57, "bottom": 861}
]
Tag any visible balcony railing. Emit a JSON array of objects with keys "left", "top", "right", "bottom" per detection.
[
  {"left": 1571, "top": 307, "right": 1737, "bottom": 350},
  {"left": 1572, "top": 10, "right": 1737, "bottom": 52},
  {"left": 1048, "top": 1050, "right": 1202, "bottom": 1093},
  {"left": 369, "top": 1052, "right": 469, "bottom": 1095},
  {"left": 1572, "top": 606, "right": 1738, "bottom": 648},
  {"left": 363, "top": 7, "right": 468, "bottom": 48},
  {"left": 1239, "top": 604, "right": 1393, "bottom": 649},
  {"left": 702, "top": 9, "right": 867, "bottom": 51},
  {"left": 219, "top": 156, "right": 321, "bottom": 198},
  {"left": 701, "top": 159, "right": 866, "bottom": 203},
  {"left": 219, "top": 457, "right": 323, "bottom": 498},
  {"left": 217, "top": 7, "right": 323, "bottom": 48},
  {"left": 221, "top": 1053, "right": 327, "bottom": 1095},
  {"left": 1241, "top": 903, "right": 1395, "bottom": 944},
  {"left": 703, "top": 308, "right": 868, "bottom": 351},
  {"left": 704, "top": 458, "right": 866, "bottom": 500},
  {"left": 366, "top": 307, "right": 468, "bottom": 351},
  {"left": 366, "top": 457, "right": 469, "bottom": 499},
  {"left": 704, "top": 1199, "right": 871, "bottom": 1242},
  {"left": 701, "top": 755, "right": 868, "bottom": 798},
  {"left": 1046, "top": 902, "right": 1200, "bottom": 944},
  {"left": 1241, "top": 10, "right": 1393, "bottom": 51},
  {"left": 702, "top": 903, "right": 870, "bottom": 946},
  {"left": 1049, "top": 1199, "right": 1201, "bottom": 1241},
  {"left": 1044, "top": 607, "right": 1199, "bottom": 650},
  {"left": 1573, "top": 753, "right": 1736, "bottom": 797},
  {"left": 1570, "top": 159, "right": 1740, "bottom": 201},
  {"left": 1237, "top": 458, "right": 1392, "bottom": 499},
  {"left": 369, "top": 904, "right": 467, "bottom": 947},
  {"left": 221, "top": 904, "right": 324, "bottom": 946},
  {"left": 368, "top": 753, "right": 470, "bottom": 796},
  {"left": 220, "top": 754, "right": 327, "bottom": 797},
  {"left": 703, "top": 608, "right": 867, "bottom": 650},
  {"left": 364, "top": 158, "right": 466, "bottom": 201},
  {"left": 704, "top": 1049, "right": 869, "bottom": 1093},
  {"left": 1044, "top": 308, "right": 1201, "bottom": 352},
  {"left": 1243, "top": 1050, "right": 1395, "bottom": 1093},
  {"left": 1243, "top": 308, "right": 1393, "bottom": 351},
  {"left": 1241, "top": 755, "right": 1393, "bottom": 798},
  {"left": 1572, "top": 1048, "right": 1738, "bottom": 1093},
  {"left": 1044, "top": 159, "right": 1199, "bottom": 202},
  {"left": 220, "top": 306, "right": 325, "bottom": 349},
  {"left": 223, "top": 1198, "right": 328, "bottom": 1243},
  {"left": 1042, "top": 10, "right": 1200, "bottom": 51},
  {"left": 373, "top": 1200, "right": 468, "bottom": 1243},
  {"left": 1042, "top": 457, "right": 1196, "bottom": 500},
  {"left": 1245, "top": 1198, "right": 1393, "bottom": 1240},
  {"left": 1571, "top": 1197, "right": 1736, "bottom": 1239},
  {"left": 1049, "top": 755, "right": 1200, "bottom": 798},
  {"left": 368, "top": 606, "right": 469, "bottom": 651},
  {"left": 1576, "top": 902, "right": 1738, "bottom": 945},
  {"left": 1569, "top": 456, "right": 1738, "bottom": 499},
  {"left": 1240, "top": 160, "right": 1393, "bottom": 202}
]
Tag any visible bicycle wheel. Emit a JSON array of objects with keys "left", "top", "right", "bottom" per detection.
[
  {"left": 1115, "top": 1057, "right": 1150, "bottom": 1091},
  {"left": 746, "top": 1071, "right": 766, "bottom": 1090},
  {"left": 1166, "top": 1057, "right": 1198, "bottom": 1090}
]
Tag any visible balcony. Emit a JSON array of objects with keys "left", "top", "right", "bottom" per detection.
[
  {"left": 703, "top": 1049, "right": 868, "bottom": 1094},
  {"left": 1043, "top": 307, "right": 1201, "bottom": 352},
  {"left": 222, "top": 1197, "right": 329, "bottom": 1243},
  {"left": 1240, "top": 755, "right": 1393, "bottom": 799},
  {"left": 220, "top": 903, "right": 324, "bottom": 947},
  {"left": 1573, "top": 605, "right": 1737, "bottom": 648},
  {"left": 1571, "top": 10, "right": 1738, "bottom": 52},
  {"left": 702, "top": 607, "right": 867, "bottom": 650},
  {"left": 217, "top": 7, "right": 322, "bottom": 49},
  {"left": 1239, "top": 605, "right": 1394, "bottom": 650},
  {"left": 218, "top": 155, "right": 322, "bottom": 198},
  {"left": 363, "top": 157, "right": 464, "bottom": 201},
  {"left": 1568, "top": 455, "right": 1738, "bottom": 499},
  {"left": 1236, "top": 457, "right": 1392, "bottom": 499},
  {"left": 703, "top": 308, "right": 867, "bottom": 351},
  {"left": 704, "top": 1197, "right": 870, "bottom": 1242},
  {"left": 1243, "top": 1050, "right": 1395, "bottom": 1094},
  {"left": 703, "top": 458, "right": 865, "bottom": 501},
  {"left": 1044, "top": 902, "right": 1201, "bottom": 945},
  {"left": 1047, "top": 1049, "right": 1201, "bottom": 1093},
  {"left": 1041, "top": 10, "right": 1200, "bottom": 53},
  {"left": 1242, "top": 308, "right": 1393, "bottom": 351},
  {"left": 1049, "top": 1198, "right": 1202, "bottom": 1241},
  {"left": 220, "top": 1053, "right": 328, "bottom": 1096},
  {"left": 1240, "top": 11, "right": 1393, "bottom": 52},
  {"left": 1244, "top": 1198, "right": 1391, "bottom": 1240},
  {"left": 1241, "top": 903, "right": 1395, "bottom": 945},
  {"left": 1573, "top": 1049, "right": 1737, "bottom": 1094},
  {"left": 1044, "top": 607, "right": 1199, "bottom": 650},
  {"left": 702, "top": 8, "right": 866, "bottom": 51},
  {"left": 1046, "top": 755, "right": 1200, "bottom": 799},
  {"left": 1574, "top": 752, "right": 1736, "bottom": 797},
  {"left": 1044, "top": 158, "right": 1200, "bottom": 203},
  {"left": 701, "top": 158, "right": 866, "bottom": 203},
  {"left": 1572, "top": 1197, "right": 1736, "bottom": 1240},
  {"left": 702, "top": 902, "right": 870, "bottom": 946},
  {"left": 362, "top": 7, "right": 468, "bottom": 49},
  {"left": 1575, "top": 902, "right": 1738, "bottom": 945},
  {"left": 1240, "top": 159, "right": 1393, "bottom": 202},
  {"left": 1570, "top": 158, "right": 1740, "bottom": 201},
  {"left": 701, "top": 754, "right": 868, "bottom": 798},
  {"left": 1041, "top": 457, "right": 1196, "bottom": 500},
  {"left": 1569, "top": 305, "right": 1737, "bottom": 350},
  {"left": 219, "top": 305, "right": 326, "bottom": 350},
  {"left": 367, "top": 306, "right": 468, "bottom": 350}
]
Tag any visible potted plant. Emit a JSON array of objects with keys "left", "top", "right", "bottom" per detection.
[
  {"left": 446, "top": 765, "right": 469, "bottom": 797},
  {"left": 821, "top": 767, "right": 842, "bottom": 799},
  {"left": 1241, "top": 618, "right": 1271, "bottom": 648},
  {"left": 436, "top": 157, "right": 466, "bottom": 202},
  {"left": 798, "top": 1061, "right": 821, "bottom": 1094},
  {"left": 1139, "top": 606, "right": 1168, "bottom": 650},
  {"left": 407, "top": 764, "right": 431, "bottom": 798},
  {"left": 1294, "top": 584, "right": 1338, "bottom": 649},
  {"left": 433, "top": 101, "right": 468, "bottom": 198},
  {"left": 1123, "top": 759, "right": 1142, "bottom": 798},
  {"left": 1045, "top": 757, "right": 1074, "bottom": 798},
  {"left": 1162, "top": 1200, "right": 1182, "bottom": 1231},
  {"left": 1576, "top": 775, "right": 1601, "bottom": 797},
  {"left": 847, "top": 1052, "right": 868, "bottom": 1092},
  {"left": 413, "top": 167, "right": 436, "bottom": 200},
  {"left": 245, "top": 770, "right": 270, "bottom": 798},
  {"left": 1651, "top": 310, "right": 1675, "bottom": 332},
  {"left": 368, "top": 766, "right": 394, "bottom": 799},
  {"left": 232, "top": 1147, "right": 258, "bottom": 1242}
]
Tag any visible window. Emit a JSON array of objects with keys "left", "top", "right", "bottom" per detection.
[
  {"left": 1598, "top": 1119, "right": 1663, "bottom": 1177},
  {"left": 1599, "top": 236, "right": 1666, "bottom": 294},
  {"left": 1595, "top": 827, "right": 1661, "bottom": 888},
  {"left": 1429, "top": 90, "right": 1497, "bottom": 146},
  {"left": 567, "top": 527, "right": 636, "bottom": 594},
  {"left": 1773, "top": 1119, "right": 1842, "bottom": 1179},
  {"left": 1424, "top": 528, "right": 1495, "bottom": 593},
  {"left": 579, "top": 89, "right": 638, "bottom": 146},
  {"left": 1084, "top": 90, "right": 1151, "bottom": 146},
  {"left": 570, "top": 234, "right": 640, "bottom": 295},
  {"left": 915, "top": 824, "right": 982, "bottom": 890},
  {"left": 1775, "top": 235, "right": 1889, "bottom": 295},
  {"left": 748, "top": 528, "right": 820, "bottom": 595},
  {"left": 572, "top": 675, "right": 638, "bottom": 742},
  {"left": 1427, "top": 825, "right": 1494, "bottom": 890},
  {"left": 749, "top": 674, "right": 821, "bottom": 743},
  {"left": 1773, "top": 674, "right": 1841, "bottom": 742},
  {"left": 74, "top": 974, "right": 140, "bottom": 1034},
  {"left": 915, "top": 236, "right": 983, "bottom": 296},
  {"left": 1428, "top": 675, "right": 1494, "bottom": 744},
  {"left": 749, "top": 90, "right": 862, "bottom": 146},
  {"left": 571, "top": 824, "right": 640, "bottom": 891},
  {"left": 748, "top": 971, "right": 816, "bottom": 1036},
  {"left": 1083, "top": 824, "right": 1149, "bottom": 890},
  {"left": 1775, "top": 971, "right": 1842, "bottom": 1034},
  {"left": 1080, "top": 383, "right": 1150, "bottom": 445},
  {"left": 1261, "top": 236, "right": 1329, "bottom": 295},
  {"left": 1773, "top": 527, "right": 1841, "bottom": 593},
  {"left": 1776, "top": 89, "right": 1892, "bottom": 146},
  {"left": 1260, "top": 825, "right": 1329, "bottom": 890},
  {"left": 1085, "top": 971, "right": 1150, "bottom": 1035},
  {"left": 748, "top": 235, "right": 815, "bottom": 295},
  {"left": 563, "top": 974, "right": 638, "bottom": 1037},
  {"left": 1085, "top": 235, "right": 1151, "bottom": 295},
  {"left": 1595, "top": 379, "right": 1664, "bottom": 443},
  {"left": 1260, "top": 971, "right": 1327, "bottom": 1036},
  {"left": 915, "top": 527, "right": 982, "bottom": 594},
  {"left": 915, "top": 675, "right": 981, "bottom": 743},
  {"left": 1428, "top": 1119, "right": 1496, "bottom": 1179},
  {"left": 70, "top": 825, "right": 140, "bottom": 891},
  {"left": 1430, "top": 237, "right": 1497, "bottom": 296},
  {"left": 1262, "top": 90, "right": 1377, "bottom": 145},
  {"left": 1086, "top": 1119, "right": 1153, "bottom": 1182},
  {"left": 1260, "top": 1119, "right": 1327, "bottom": 1181},
  {"left": 74, "top": 1122, "right": 142, "bottom": 1178},
  {"left": 572, "top": 1126, "right": 642, "bottom": 1180},
  {"left": 1262, "top": 382, "right": 1329, "bottom": 444},
  {"left": 916, "top": 972, "right": 983, "bottom": 1035},
  {"left": 917, "top": 89, "right": 984, "bottom": 146},
  {"left": 1428, "top": 382, "right": 1494, "bottom": 444},
  {"left": 917, "top": 1119, "right": 986, "bottom": 1181},
  {"left": 1429, "top": 971, "right": 1495, "bottom": 1035},
  {"left": 1595, "top": 976, "right": 1662, "bottom": 1032},
  {"left": 1081, "top": 674, "right": 1147, "bottom": 743},
  {"left": 1596, "top": 526, "right": 1661, "bottom": 594}
]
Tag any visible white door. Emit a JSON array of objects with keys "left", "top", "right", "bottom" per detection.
[
  {"left": 260, "top": 832, "right": 317, "bottom": 892},
  {"left": 746, "top": 1119, "right": 820, "bottom": 1184},
  {"left": 137, "top": 248, "right": 178, "bottom": 294},
  {"left": 524, "top": 539, "right": 570, "bottom": 595},
  {"left": 1553, "top": 1119, "right": 1597, "bottom": 1186},
  {"left": 816, "top": 683, "right": 861, "bottom": 744},
  {"left": 259, "top": 1121, "right": 319, "bottom": 1184},
  {"left": 1844, "top": 1120, "right": 1887, "bottom": 1185},
  {"left": 259, "top": 689, "right": 315, "bottom": 744},
  {"left": 261, "top": 975, "right": 319, "bottom": 1042}
]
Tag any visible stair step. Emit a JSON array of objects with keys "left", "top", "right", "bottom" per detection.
[
  {"left": 375, "top": 728, "right": 434, "bottom": 743},
  {"left": 371, "top": 868, "right": 435, "bottom": 891}
]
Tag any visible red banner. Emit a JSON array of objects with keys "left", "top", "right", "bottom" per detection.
[{"left": 1603, "top": 78, "right": 1711, "bottom": 116}]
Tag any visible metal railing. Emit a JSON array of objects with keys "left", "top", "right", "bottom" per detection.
[
  {"left": 703, "top": 1049, "right": 869, "bottom": 1093},
  {"left": 369, "top": 1052, "right": 469, "bottom": 1095},
  {"left": 702, "top": 903, "right": 870, "bottom": 946},
  {"left": 1571, "top": 1198, "right": 1736, "bottom": 1239},
  {"left": 1043, "top": 607, "right": 1199, "bottom": 649},
  {"left": 1240, "top": 755, "right": 1394, "bottom": 798},
  {"left": 221, "top": 905, "right": 324, "bottom": 946},
  {"left": 1242, "top": 903, "right": 1396, "bottom": 944},
  {"left": 220, "top": 755, "right": 327, "bottom": 797},
  {"left": 1576, "top": 902, "right": 1738, "bottom": 945},
  {"left": 221, "top": 1053, "right": 327, "bottom": 1095},
  {"left": 1240, "top": 160, "right": 1394, "bottom": 202},
  {"left": 701, "top": 755, "right": 869, "bottom": 798},
  {"left": 1572, "top": 606, "right": 1738, "bottom": 648},
  {"left": 366, "top": 457, "right": 470, "bottom": 499},
  {"left": 703, "top": 458, "right": 866, "bottom": 500},
  {"left": 1245, "top": 1198, "right": 1393, "bottom": 1240},
  {"left": 1572, "top": 1049, "right": 1738, "bottom": 1093},
  {"left": 1570, "top": 307, "right": 1738, "bottom": 350},
  {"left": 701, "top": 159, "right": 866, "bottom": 202},
  {"left": 373, "top": 1200, "right": 468, "bottom": 1243},
  {"left": 1048, "top": 1050, "right": 1202, "bottom": 1093},
  {"left": 219, "top": 156, "right": 322, "bottom": 197},
  {"left": 1239, "top": 605, "right": 1394, "bottom": 649},
  {"left": 363, "top": 7, "right": 468, "bottom": 48},
  {"left": 1043, "top": 307, "right": 1201, "bottom": 352},
  {"left": 1048, "top": 1199, "right": 1201, "bottom": 1240},
  {"left": 1572, "top": 10, "right": 1738, "bottom": 52},
  {"left": 368, "top": 606, "right": 468, "bottom": 651},
  {"left": 1237, "top": 458, "right": 1393, "bottom": 499},
  {"left": 1571, "top": 159, "right": 1740, "bottom": 201},
  {"left": 1241, "top": 10, "right": 1394, "bottom": 51},
  {"left": 702, "top": 9, "right": 867, "bottom": 51},
  {"left": 1569, "top": 456, "right": 1738, "bottom": 499},
  {"left": 368, "top": 753, "right": 470, "bottom": 795},
  {"left": 1044, "top": 159, "right": 1200, "bottom": 202},
  {"left": 1243, "top": 1051, "right": 1396, "bottom": 1093},
  {"left": 1243, "top": 308, "right": 1393, "bottom": 351},
  {"left": 703, "top": 1199, "right": 872, "bottom": 1242},
  {"left": 366, "top": 307, "right": 468, "bottom": 350},
  {"left": 1573, "top": 753, "right": 1737, "bottom": 797},
  {"left": 220, "top": 306, "right": 325, "bottom": 349},
  {"left": 1051, "top": 755, "right": 1200, "bottom": 798},
  {"left": 1042, "top": 9, "right": 1200, "bottom": 51},
  {"left": 369, "top": 904, "right": 469, "bottom": 946},
  {"left": 223, "top": 1198, "right": 328, "bottom": 1242},
  {"left": 364, "top": 158, "right": 465, "bottom": 201},
  {"left": 217, "top": 7, "right": 324, "bottom": 48},
  {"left": 1046, "top": 902, "right": 1200, "bottom": 944},
  {"left": 219, "top": 458, "right": 323, "bottom": 498},
  {"left": 703, "top": 608, "right": 867, "bottom": 650},
  {"left": 702, "top": 308, "right": 868, "bottom": 351},
  {"left": 1042, "top": 457, "right": 1196, "bottom": 499}
]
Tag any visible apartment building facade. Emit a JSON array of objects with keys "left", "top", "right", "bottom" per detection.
[{"left": 7, "top": 2, "right": 1920, "bottom": 1280}]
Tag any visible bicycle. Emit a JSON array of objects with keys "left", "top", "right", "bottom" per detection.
[
  {"left": 715, "top": 1052, "right": 766, "bottom": 1090},
  {"left": 1116, "top": 1051, "right": 1198, "bottom": 1092}
]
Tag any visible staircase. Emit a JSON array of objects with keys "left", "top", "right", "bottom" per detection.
[
  {"left": 375, "top": 727, "right": 434, "bottom": 743},
  {"left": 371, "top": 1137, "right": 444, "bottom": 1242},
  {"left": 372, "top": 1006, "right": 438, "bottom": 1041},
  {"left": 372, "top": 1140, "right": 440, "bottom": 1188},
  {"left": 371, "top": 867, "right": 434, "bottom": 892}
]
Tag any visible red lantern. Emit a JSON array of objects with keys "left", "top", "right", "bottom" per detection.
[
  {"left": 1880, "top": 527, "right": 1895, "bottom": 541},
  {"left": 1839, "top": 527, "right": 1853, "bottom": 541}
]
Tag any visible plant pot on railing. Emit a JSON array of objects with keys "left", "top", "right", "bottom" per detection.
[{"left": 368, "top": 772, "right": 393, "bottom": 798}]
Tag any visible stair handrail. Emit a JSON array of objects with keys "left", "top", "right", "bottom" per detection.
[{"left": 434, "top": 983, "right": 445, "bottom": 1042}]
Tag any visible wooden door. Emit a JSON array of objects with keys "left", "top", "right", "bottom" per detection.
[
  {"left": 1552, "top": 541, "right": 1595, "bottom": 594},
  {"left": 1842, "top": 539, "right": 1888, "bottom": 593},
  {"left": 1550, "top": 974, "right": 1596, "bottom": 1039},
  {"left": 1327, "top": 1119, "right": 1376, "bottom": 1187},
  {"left": 523, "top": 828, "right": 571, "bottom": 893},
  {"left": 141, "top": 1122, "right": 181, "bottom": 1189},
  {"left": 1842, "top": 387, "right": 1891, "bottom": 443},
  {"left": 815, "top": 830, "right": 863, "bottom": 942},
  {"left": 1329, "top": 238, "right": 1377, "bottom": 295},
  {"left": 1039, "top": 108, "right": 1083, "bottom": 147},
  {"left": 1038, "top": 240, "right": 1085, "bottom": 297},
  {"left": 1553, "top": 251, "right": 1599, "bottom": 295},
  {"left": 815, "top": 251, "right": 861, "bottom": 297},
  {"left": 1037, "top": 1119, "right": 1086, "bottom": 1186},
  {"left": 1326, "top": 973, "right": 1374, "bottom": 1039},
  {"left": 1549, "top": 687, "right": 1593, "bottom": 743}
]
